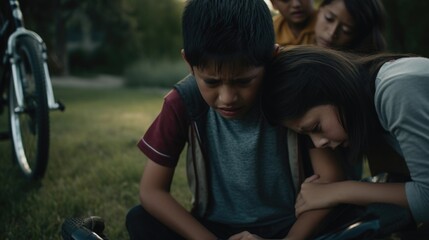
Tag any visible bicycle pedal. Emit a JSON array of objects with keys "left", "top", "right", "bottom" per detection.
[{"left": 57, "top": 100, "right": 66, "bottom": 112}]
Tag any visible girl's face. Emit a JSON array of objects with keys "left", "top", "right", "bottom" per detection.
[
  {"left": 315, "top": 0, "right": 356, "bottom": 49},
  {"left": 284, "top": 105, "right": 349, "bottom": 149}
]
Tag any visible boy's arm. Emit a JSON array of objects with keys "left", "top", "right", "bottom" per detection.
[
  {"left": 285, "top": 148, "right": 345, "bottom": 240},
  {"left": 140, "top": 160, "right": 217, "bottom": 240}
]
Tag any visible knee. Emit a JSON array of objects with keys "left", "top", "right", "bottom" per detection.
[{"left": 125, "top": 205, "right": 144, "bottom": 231}]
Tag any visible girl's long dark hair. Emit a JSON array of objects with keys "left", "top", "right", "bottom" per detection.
[{"left": 263, "top": 45, "right": 410, "bottom": 162}]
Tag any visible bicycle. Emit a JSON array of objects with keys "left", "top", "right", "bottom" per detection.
[{"left": 0, "top": 0, "right": 64, "bottom": 180}]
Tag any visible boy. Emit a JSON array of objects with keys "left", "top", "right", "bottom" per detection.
[
  {"left": 271, "top": 0, "right": 317, "bottom": 46},
  {"left": 125, "top": 0, "right": 343, "bottom": 239}
]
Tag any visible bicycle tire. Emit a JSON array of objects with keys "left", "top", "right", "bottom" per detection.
[{"left": 8, "top": 35, "right": 49, "bottom": 180}]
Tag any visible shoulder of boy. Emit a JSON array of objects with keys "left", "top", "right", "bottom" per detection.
[{"left": 174, "top": 74, "right": 209, "bottom": 120}]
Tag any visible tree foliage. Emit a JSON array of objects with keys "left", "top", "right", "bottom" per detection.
[
  {"left": 133, "top": 0, "right": 183, "bottom": 59},
  {"left": 16, "top": 0, "right": 429, "bottom": 75},
  {"left": 19, "top": 0, "right": 183, "bottom": 75}
]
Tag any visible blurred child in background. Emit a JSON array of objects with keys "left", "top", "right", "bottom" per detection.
[
  {"left": 270, "top": 0, "right": 316, "bottom": 46},
  {"left": 314, "top": 0, "right": 386, "bottom": 54}
]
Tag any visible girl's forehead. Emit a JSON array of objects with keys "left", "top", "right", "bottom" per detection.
[{"left": 325, "top": 0, "right": 355, "bottom": 25}]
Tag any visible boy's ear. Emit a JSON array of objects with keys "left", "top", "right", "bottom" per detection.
[
  {"left": 181, "top": 49, "right": 193, "bottom": 74},
  {"left": 181, "top": 49, "right": 187, "bottom": 62},
  {"left": 273, "top": 44, "right": 280, "bottom": 57}
]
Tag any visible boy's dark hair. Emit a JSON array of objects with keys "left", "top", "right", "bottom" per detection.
[{"left": 182, "top": 0, "right": 275, "bottom": 70}]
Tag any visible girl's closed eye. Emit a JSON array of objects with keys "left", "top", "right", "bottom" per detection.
[
  {"left": 324, "top": 13, "right": 334, "bottom": 22},
  {"left": 341, "top": 26, "right": 353, "bottom": 35},
  {"left": 311, "top": 123, "right": 321, "bottom": 133}
]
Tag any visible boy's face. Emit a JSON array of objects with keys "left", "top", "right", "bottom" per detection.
[
  {"left": 190, "top": 63, "right": 265, "bottom": 120},
  {"left": 271, "top": 0, "right": 314, "bottom": 25}
]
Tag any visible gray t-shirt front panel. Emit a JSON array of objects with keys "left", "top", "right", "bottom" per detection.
[
  {"left": 375, "top": 57, "right": 429, "bottom": 223},
  {"left": 205, "top": 105, "right": 296, "bottom": 227}
]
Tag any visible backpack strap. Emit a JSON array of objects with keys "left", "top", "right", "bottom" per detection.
[
  {"left": 174, "top": 74, "right": 210, "bottom": 216},
  {"left": 174, "top": 74, "right": 208, "bottom": 120}
]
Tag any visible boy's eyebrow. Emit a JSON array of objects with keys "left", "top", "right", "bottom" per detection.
[
  {"left": 202, "top": 76, "right": 253, "bottom": 84},
  {"left": 201, "top": 75, "right": 221, "bottom": 82},
  {"left": 196, "top": 71, "right": 220, "bottom": 80},
  {"left": 200, "top": 73, "right": 257, "bottom": 80},
  {"left": 196, "top": 66, "right": 264, "bottom": 81}
]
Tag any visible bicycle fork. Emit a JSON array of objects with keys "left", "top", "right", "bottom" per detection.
[{"left": 5, "top": 27, "right": 65, "bottom": 113}]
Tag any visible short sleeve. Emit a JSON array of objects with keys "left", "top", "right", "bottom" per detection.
[{"left": 137, "top": 89, "right": 189, "bottom": 168}]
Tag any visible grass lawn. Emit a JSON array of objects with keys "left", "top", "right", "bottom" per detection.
[{"left": 0, "top": 86, "right": 191, "bottom": 239}]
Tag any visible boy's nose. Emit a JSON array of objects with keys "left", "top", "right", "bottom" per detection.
[
  {"left": 218, "top": 86, "right": 237, "bottom": 105},
  {"left": 291, "top": 0, "right": 302, "bottom": 7}
]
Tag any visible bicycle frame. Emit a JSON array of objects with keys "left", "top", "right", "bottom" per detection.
[
  {"left": 0, "top": 0, "right": 64, "bottom": 180},
  {"left": 2, "top": 0, "right": 62, "bottom": 112}
]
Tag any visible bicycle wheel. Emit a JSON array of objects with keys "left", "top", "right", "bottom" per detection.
[{"left": 8, "top": 35, "right": 49, "bottom": 180}]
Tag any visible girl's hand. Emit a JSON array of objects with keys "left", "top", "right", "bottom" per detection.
[{"left": 295, "top": 175, "right": 338, "bottom": 217}]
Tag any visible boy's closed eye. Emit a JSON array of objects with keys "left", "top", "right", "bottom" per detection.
[
  {"left": 203, "top": 77, "right": 253, "bottom": 87},
  {"left": 203, "top": 78, "right": 221, "bottom": 86},
  {"left": 233, "top": 77, "right": 253, "bottom": 86}
]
